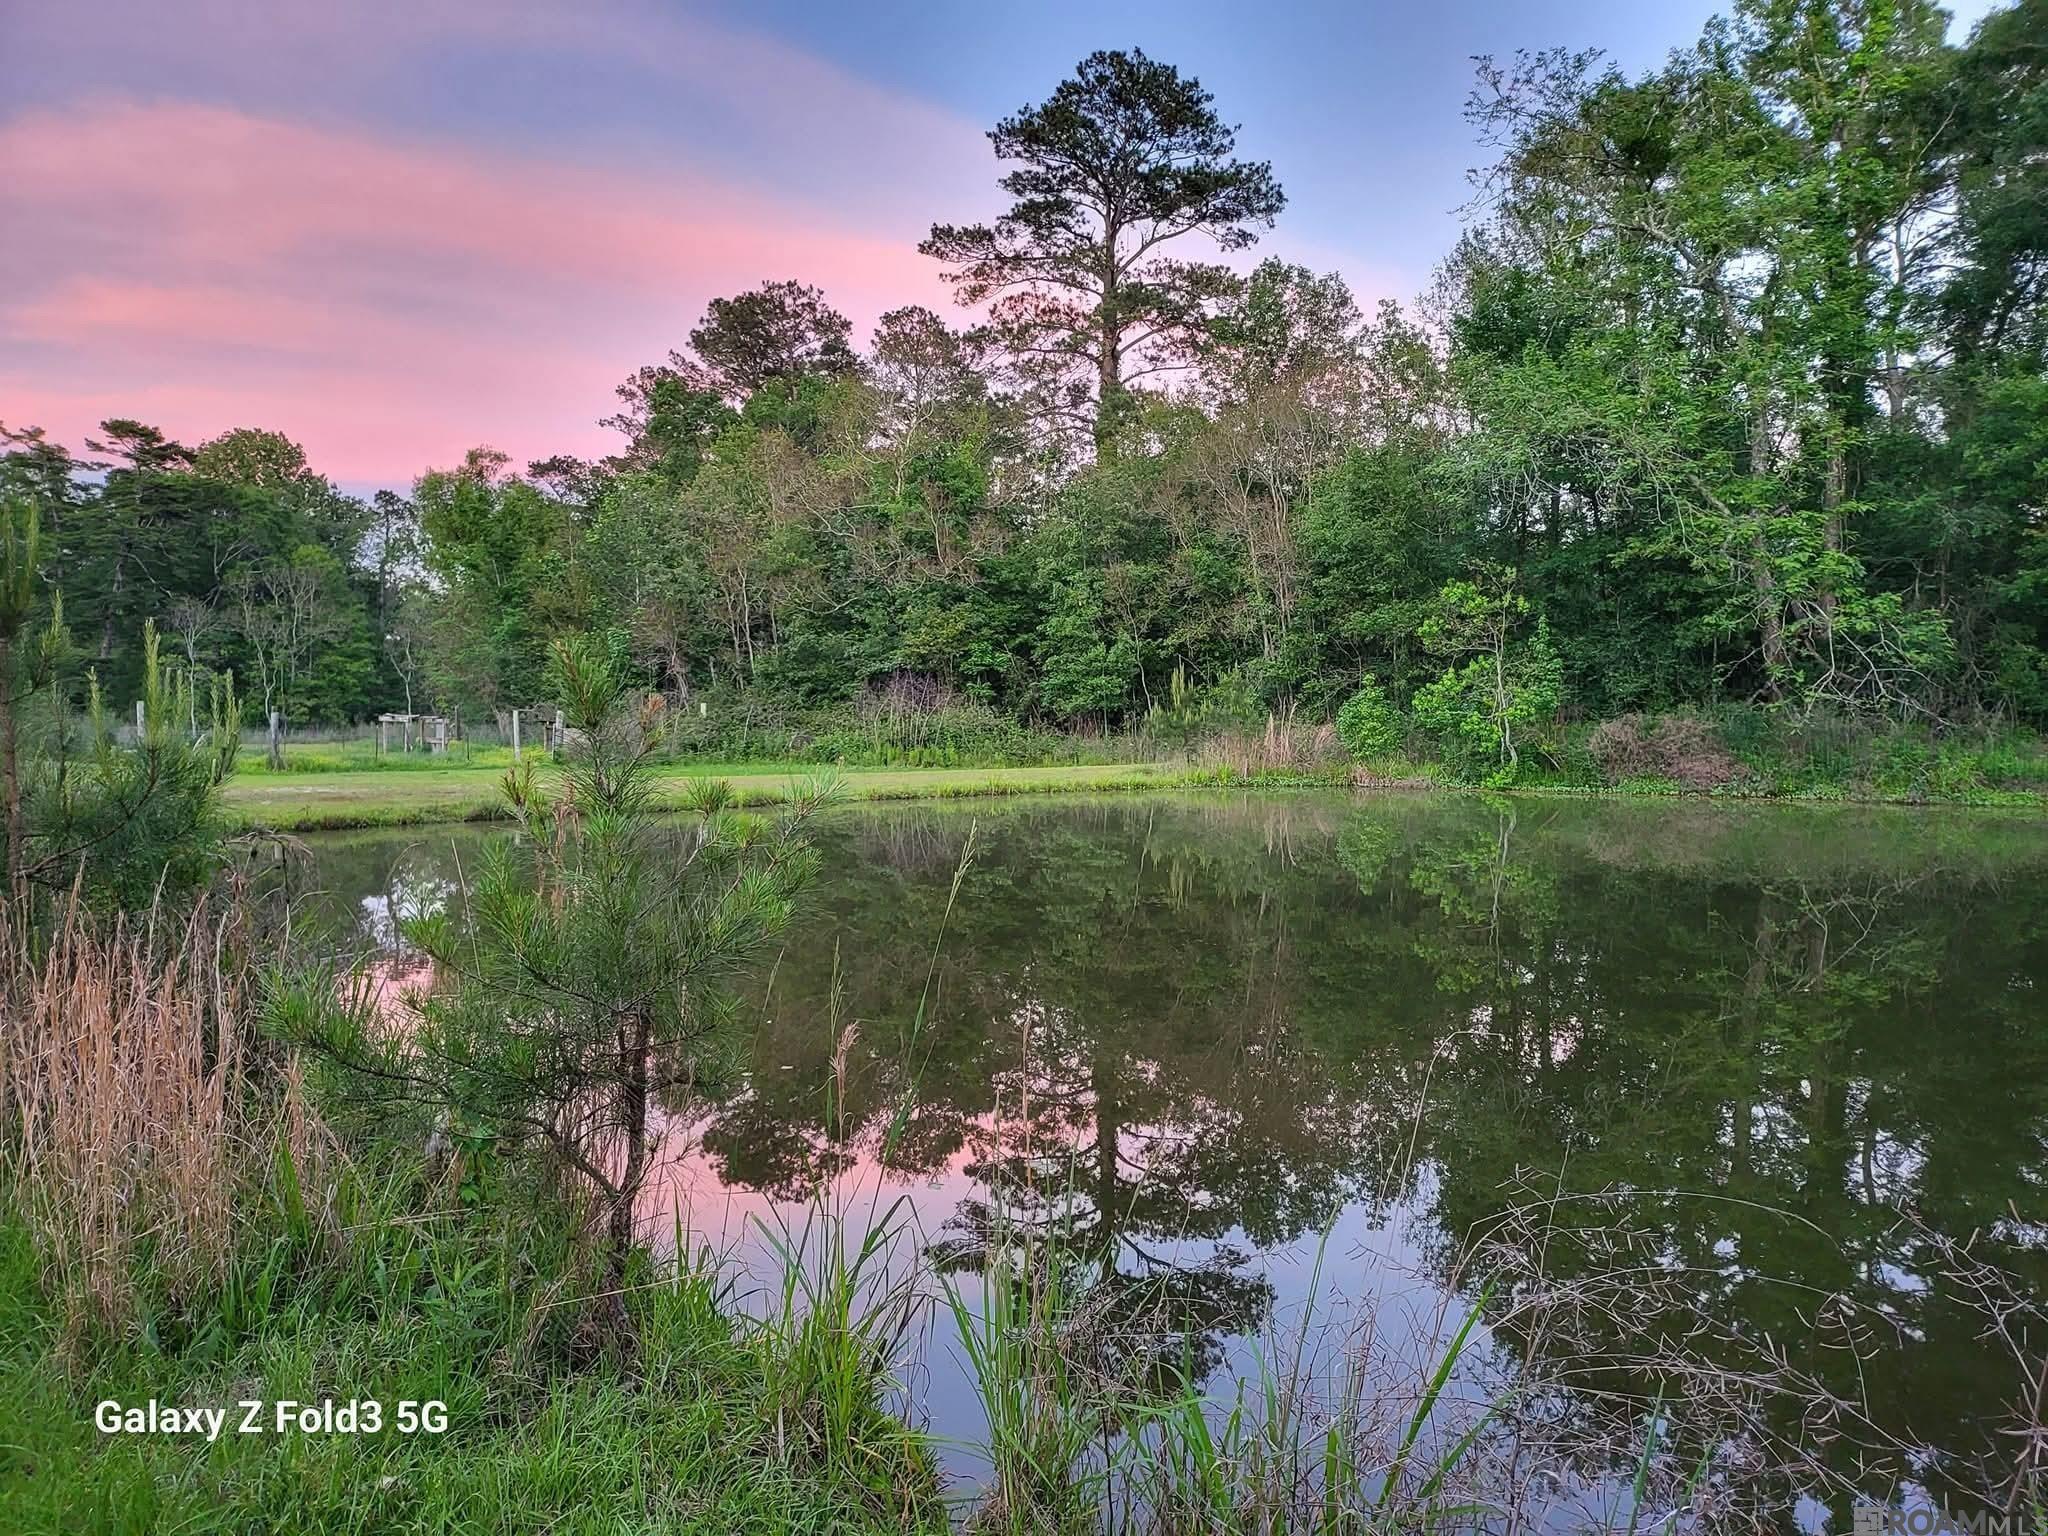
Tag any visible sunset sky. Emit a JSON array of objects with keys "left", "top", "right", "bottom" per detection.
[{"left": 1, "top": 0, "right": 2000, "bottom": 496}]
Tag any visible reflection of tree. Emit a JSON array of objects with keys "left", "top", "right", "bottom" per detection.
[
  {"left": 712, "top": 798, "right": 1427, "bottom": 1387},
  {"left": 1405, "top": 811, "right": 2048, "bottom": 1510},
  {"left": 312, "top": 797, "right": 2048, "bottom": 1505},
  {"left": 254, "top": 829, "right": 469, "bottom": 960}
]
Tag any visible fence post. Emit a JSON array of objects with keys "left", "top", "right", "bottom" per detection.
[
  {"left": 512, "top": 708, "right": 521, "bottom": 761},
  {"left": 135, "top": 699, "right": 145, "bottom": 737},
  {"left": 268, "top": 711, "right": 282, "bottom": 769}
]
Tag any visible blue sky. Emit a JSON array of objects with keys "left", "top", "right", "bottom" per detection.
[{"left": 0, "top": 0, "right": 2003, "bottom": 491}]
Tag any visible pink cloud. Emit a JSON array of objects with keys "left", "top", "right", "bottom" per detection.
[
  {"left": 0, "top": 98, "right": 959, "bottom": 486},
  {"left": 3, "top": 0, "right": 994, "bottom": 228}
]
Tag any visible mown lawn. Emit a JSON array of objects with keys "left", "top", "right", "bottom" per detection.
[{"left": 222, "top": 761, "right": 1186, "bottom": 830}]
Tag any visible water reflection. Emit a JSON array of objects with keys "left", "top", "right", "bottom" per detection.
[{"left": 298, "top": 793, "right": 2048, "bottom": 1515}]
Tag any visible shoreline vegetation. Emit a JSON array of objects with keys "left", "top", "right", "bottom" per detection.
[{"left": 221, "top": 721, "right": 2048, "bottom": 832}]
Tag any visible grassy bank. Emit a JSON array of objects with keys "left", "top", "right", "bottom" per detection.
[
  {"left": 222, "top": 761, "right": 1189, "bottom": 831},
  {"left": 0, "top": 1212, "right": 941, "bottom": 1536},
  {"left": 212, "top": 699, "right": 2048, "bottom": 831},
  {"left": 0, "top": 908, "right": 940, "bottom": 1535},
  {"left": 222, "top": 747, "right": 2048, "bottom": 833}
]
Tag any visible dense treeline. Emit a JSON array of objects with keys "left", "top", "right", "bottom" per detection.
[{"left": 4, "top": 0, "right": 2044, "bottom": 774}]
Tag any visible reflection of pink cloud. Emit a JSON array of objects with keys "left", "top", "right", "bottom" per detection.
[
  {"left": 0, "top": 99, "right": 953, "bottom": 485},
  {"left": 355, "top": 952, "right": 438, "bottom": 1038}
]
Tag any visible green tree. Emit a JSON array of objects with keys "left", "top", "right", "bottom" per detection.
[
  {"left": 414, "top": 449, "right": 575, "bottom": 721},
  {"left": 1411, "top": 569, "right": 1564, "bottom": 780},
  {"left": 1454, "top": 6, "right": 1969, "bottom": 719},
  {"left": 684, "top": 280, "right": 857, "bottom": 403},
  {"left": 0, "top": 499, "right": 236, "bottom": 917},
  {"left": 1335, "top": 675, "right": 1403, "bottom": 760},
  {"left": 923, "top": 48, "right": 1285, "bottom": 450},
  {"left": 297, "top": 637, "right": 833, "bottom": 1312},
  {"left": 1035, "top": 577, "right": 1140, "bottom": 723},
  {"left": 231, "top": 545, "right": 356, "bottom": 736},
  {"left": 1200, "top": 257, "right": 1363, "bottom": 407}
]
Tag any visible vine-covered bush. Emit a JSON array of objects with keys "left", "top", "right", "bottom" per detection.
[{"left": 1335, "top": 676, "right": 1403, "bottom": 760}]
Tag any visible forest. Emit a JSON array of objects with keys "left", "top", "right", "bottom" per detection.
[{"left": 6, "top": 0, "right": 2045, "bottom": 792}]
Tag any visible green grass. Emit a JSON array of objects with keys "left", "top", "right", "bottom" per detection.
[
  {"left": 1356, "top": 715, "right": 2048, "bottom": 811},
  {"left": 0, "top": 1173, "right": 944, "bottom": 1536},
  {"left": 222, "top": 761, "right": 1192, "bottom": 830},
  {"left": 225, "top": 713, "right": 2048, "bottom": 830},
  {"left": 223, "top": 749, "right": 2048, "bottom": 833}
]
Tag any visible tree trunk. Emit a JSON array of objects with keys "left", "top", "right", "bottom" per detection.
[
  {"left": 607, "top": 1008, "right": 654, "bottom": 1296},
  {"left": 1095, "top": 250, "right": 1123, "bottom": 455},
  {"left": 1749, "top": 535, "right": 1789, "bottom": 702},
  {"left": 1819, "top": 433, "right": 1846, "bottom": 621},
  {"left": 99, "top": 551, "right": 126, "bottom": 661},
  {"left": 1494, "top": 641, "right": 1517, "bottom": 769}
]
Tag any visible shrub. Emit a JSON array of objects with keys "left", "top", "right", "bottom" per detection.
[
  {"left": 1588, "top": 712, "right": 1744, "bottom": 790},
  {"left": 1335, "top": 676, "right": 1403, "bottom": 760},
  {"left": 807, "top": 695, "right": 1058, "bottom": 767},
  {"left": 1586, "top": 714, "right": 1656, "bottom": 781}
]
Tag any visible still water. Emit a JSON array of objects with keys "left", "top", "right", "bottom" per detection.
[{"left": 297, "top": 792, "right": 2048, "bottom": 1518}]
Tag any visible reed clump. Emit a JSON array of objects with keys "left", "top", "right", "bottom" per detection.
[
  {"left": 0, "top": 898, "right": 330, "bottom": 1340},
  {"left": 1196, "top": 714, "right": 1345, "bottom": 778}
]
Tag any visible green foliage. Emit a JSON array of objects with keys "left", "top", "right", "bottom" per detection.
[
  {"left": 1035, "top": 578, "right": 1142, "bottom": 723},
  {"left": 1, "top": 497, "right": 234, "bottom": 915},
  {"left": 0, "top": 1166, "right": 943, "bottom": 1534},
  {"left": 805, "top": 700, "right": 1060, "bottom": 769},
  {"left": 22, "top": 627, "right": 237, "bottom": 912},
  {"left": 921, "top": 47, "right": 1285, "bottom": 449},
  {"left": 285, "top": 634, "right": 834, "bottom": 1292},
  {"left": 1335, "top": 675, "right": 1404, "bottom": 760},
  {"left": 414, "top": 452, "right": 570, "bottom": 717},
  {"left": 7, "top": 11, "right": 2048, "bottom": 764},
  {"left": 1144, "top": 663, "right": 1268, "bottom": 749},
  {"left": 1410, "top": 573, "right": 1566, "bottom": 783}
]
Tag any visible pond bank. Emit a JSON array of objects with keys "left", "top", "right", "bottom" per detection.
[
  {"left": 222, "top": 761, "right": 1187, "bottom": 830},
  {"left": 224, "top": 757, "right": 2048, "bottom": 831}
]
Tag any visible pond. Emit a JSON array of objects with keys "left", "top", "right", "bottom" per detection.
[{"left": 293, "top": 791, "right": 2048, "bottom": 1520}]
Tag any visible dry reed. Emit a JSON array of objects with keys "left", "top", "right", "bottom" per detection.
[
  {"left": 0, "top": 897, "right": 327, "bottom": 1337},
  {"left": 1196, "top": 713, "right": 1342, "bottom": 776}
]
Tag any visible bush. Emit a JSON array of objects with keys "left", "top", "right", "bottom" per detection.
[
  {"left": 1586, "top": 715, "right": 1655, "bottom": 781},
  {"left": 806, "top": 693, "right": 1059, "bottom": 767},
  {"left": 1587, "top": 712, "right": 1745, "bottom": 790},
  {"left": 1335, "top": 677, "right": 1403, "bottom": 760}
]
